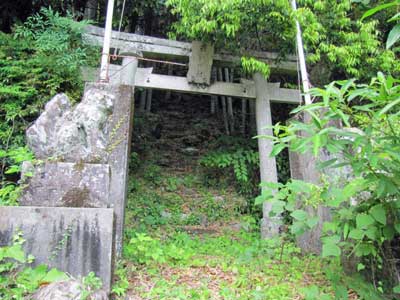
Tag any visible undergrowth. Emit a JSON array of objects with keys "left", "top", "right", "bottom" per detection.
[
  {"left": 113, "top": 153, "right": 382, "bottom": 300},
  {"left": 0, "top": 232, "right": 69, "bottom": 299}
]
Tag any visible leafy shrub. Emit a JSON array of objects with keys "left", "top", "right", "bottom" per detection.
[
  {"left": 262, "top": 73, "right": 400, "bottom": 293},
  {"left": 143, "top": 165, "right": 163, "bottom": 186},
  {"left": 124, "top": 232, "right": 189, "bottom": 265},
  {"left": 0, "top": 147, "right": 34, "bottom": 206},
  {"left": 0, "top": 8, "right": 98, "bottom": 203},
  {"left": 200, "top": 148, "right": 259, "bottom": 184},
  {"left": 0, "top": 7, "right": 98, "bottom": 155}
]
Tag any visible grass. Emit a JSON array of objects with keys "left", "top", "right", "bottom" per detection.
[{"left": 112, "top": 159, "right": 383, "bottom": 300}]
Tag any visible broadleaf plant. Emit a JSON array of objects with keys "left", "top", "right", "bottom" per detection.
[{"left": 261, "top": 73, "right": 400, "bottom": 291}]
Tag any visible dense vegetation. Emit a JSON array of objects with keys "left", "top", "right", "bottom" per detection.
[{"left": 0, "top": 0, "right": 400, "bottom": 299}]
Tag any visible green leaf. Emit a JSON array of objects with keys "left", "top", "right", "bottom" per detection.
[
  {"left": 270, "top": 143, "right": 286, "bottom": 157},
  {"left": 271, "top": 200, "right": 286, "bottom": 215},
  {"left": 5, "top": 244, "right": 26, "bottom": 263},
  {"left": 291, "top": 210, "right": 308, "bottom": 222},
  {"left": 291, "top": 221, "right": 306, "bottom": 236},
  {"left": 365, "top": 227, "right": 378, "bottom": 240},
  {"left": 383, "top": 226, "right": 395, "bottom": 240},
  {"left": 348, "top": 229, "right": 365, "bottom": 240},
  {"left": 307, "top": 217, "right": 319, "bottom": 228},
  {"left": 387, "top": 24, "right": 400, "bottom": 49},
  {"left": 343, "top": 223, "right": 350, "bottom": 239},
  {"left": 361, "top": 1, "right": 398, "bottom": 20},
  {"left": 356, "top": 214, "right": 375, "bottom": 229},
  {"left": 393, "top": 285, "right": 400, "bottom": 294},
  {"left": 378, "top": 98, "right": 400, "bottom": 115},
  {"left": 322, "top": 243, "right": 341, "bottom": 257},
  {"left": 357, "top": 263, "right": 365, "bottom": 271},
  {"left": 369, "top": 204, "right": 386, "bottom": 225},
  {"left": 41, "top": 268, "right": 69, "bottom": 283},
  {"left": 394, "top": 223, "right": 400, "bottom": 233},
  {"left": 317, "top": 158, "right": 337, "bottom": 170}
]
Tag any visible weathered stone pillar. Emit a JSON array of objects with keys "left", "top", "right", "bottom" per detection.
[
  {"left": 119, "top": 51, "right": 140, "bottom": 87},
  {"left": 82, "top": 83, "right": 135, "bottom": 257},
  {"left": 253, "top": 73, "right": 281, "bottom": 238}
]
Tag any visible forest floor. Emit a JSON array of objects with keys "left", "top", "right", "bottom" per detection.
[{"left": 111, "top": 93, "right": 381, "bottom": 300}]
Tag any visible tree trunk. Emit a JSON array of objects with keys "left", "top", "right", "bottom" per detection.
[
  {"left": 146, "top": 89, "right": 152, "bottom": 113},
  {"left": 241, "top": 99, "right": 247, "bottom": 135},
  {"left": 249, "top": 100, "right": 256, "bottom": 136},
  {"left": 217, "top": 68, "right": 229, "bottom": 135},
  {"left": 84, "top": 0, "right": 98, "bottom": 20},
  {"left": 165, "top": 65, "right": 173, "bottom": 100},
  {"left": 210, "top": 96, "right": 217, "bottom": 114},
  {"left": 210, "top": 68, "right": 217, "bottom": 115},
  {"left": 139, "top": 90, "right": 147, "bottom": 113},
  {"left": 224, "top": 68, "right": 235, "bottom": 134}
]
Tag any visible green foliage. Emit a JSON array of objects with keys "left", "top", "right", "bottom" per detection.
[
  {"left": 362, "top": 0, "right": 400, "bottom": 49},
  {"left": 14, "top": 8, "right": 94, "bottom": 70},
  {"left": 124, "top": 232, "right": 191, "bottom": 265},
  {"left": 0, "top": 232, "right": 69, "bottom": 300},
  {"left": 0, "top": 8, "right": 98, "bottom": 152},
  {"left": 0, "top": 147, "right": 34, "bottom": 206},
  {"left": 241, "top": 57, "right": 270, "bottom": 79},
  {"left": 143, "top": 165, "right": 163, "bottom": 186},
  {"left": 167, "top": 0, "right": 400, "bottom": 81},
  {"left": 263, "top": 73, "right": 400, "bottom": 292},
  {"left": 200, "top": 148, "right": 259, "bottom": 184},
  {"left": 111, "top": 262, "right": 129, "bottom": 298},
  {"left": 118, "top": 225, "right": 379, "bottom": 300},
  {"left": 81, "top": 272, "right": 103, "bottom": 300}
]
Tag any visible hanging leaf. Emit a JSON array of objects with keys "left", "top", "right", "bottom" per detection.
[
  {"left": 369, "top": 204, "right": 386, "bottom": 225},
  {"left": 387, "top": 24, "right": 400, "bottom": 49},
  {"left": 322, "top": 243, "right": 341, "bottom": 257},
  {"left": 361, "top": 1, "right": 399, "bottom": 21}
]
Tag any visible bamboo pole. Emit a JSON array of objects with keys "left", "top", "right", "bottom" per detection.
[
  {"left": 100, "top": 0, "right": 115, "bottom": 82},
  {"left": 291, "top": 0, "right": 312, "bottom": 105}
]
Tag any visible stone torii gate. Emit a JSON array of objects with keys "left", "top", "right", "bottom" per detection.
[{"left": 84, "top": 25, "right": 302, "bottom": 238}]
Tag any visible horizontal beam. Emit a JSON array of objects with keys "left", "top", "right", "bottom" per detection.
[
  {"left": 135, "top": 72, "right": 256, "bottom": 99},
  {"left": 81, "top": 66, "right": 301, "bottom": 103},
  {"left": 84, "top": 25, "right": 298, "bottom": 72}
]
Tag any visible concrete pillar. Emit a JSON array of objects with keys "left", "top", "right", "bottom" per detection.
[{"left": 253, "top": 73, "right": 281, "bottom": 238}]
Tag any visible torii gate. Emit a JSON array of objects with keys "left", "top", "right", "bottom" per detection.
[{"left": 83, "top": 24, "right": 302, "bottom": 238}]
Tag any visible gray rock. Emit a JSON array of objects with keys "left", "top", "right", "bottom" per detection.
[
  {"left": 19, "top": 162, "right": 111, "bottom": 208},
  {"left": 26, "top": 88, "right": 115, "bottom": 163},
  {"left": 161, "top": 210, "right": 172, "bottom": 219},
  {"left": 0, "top": 206, "right": 114, "bottom": 292},
  {"left": 31, "top": 280, "right": 108, "bottom": 300}
]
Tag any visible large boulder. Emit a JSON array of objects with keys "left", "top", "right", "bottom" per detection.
[{"left": 26, "top": 88, "right": 115, "bottom": 163}]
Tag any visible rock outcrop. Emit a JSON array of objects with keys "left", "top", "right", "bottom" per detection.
[{"left": 26, "top": 88, "right": 115, "bottom": 163}]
